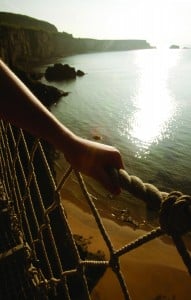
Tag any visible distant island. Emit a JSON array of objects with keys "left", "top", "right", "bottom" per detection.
[
  {"left": 169, "top": 44, "right": 180, "bottom": 49},
  {"left": 0, "top": 12, "right": 154, "bottom": 69}
]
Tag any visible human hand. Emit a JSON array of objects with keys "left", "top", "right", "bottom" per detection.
[
  {"left": 0, "top": 58, "right": 124, "bottom": 194},
  {"left": 64, "top": 136, "right": 124, "bottom": 195}
]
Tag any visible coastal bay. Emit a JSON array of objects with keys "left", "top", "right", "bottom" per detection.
[{"left": 1, "top": 8, "right": 191, "bottom": 300}]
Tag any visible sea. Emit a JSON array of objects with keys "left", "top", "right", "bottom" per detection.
[{"left": 41, "top": 49, "right": 191, "bottom": 223}]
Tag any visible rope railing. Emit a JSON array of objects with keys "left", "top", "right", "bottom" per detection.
[{"left": 0, "top": 119, "right": 191, "bottom": 300}]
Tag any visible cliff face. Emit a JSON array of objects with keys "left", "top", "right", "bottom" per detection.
[
  {"left": 72, "top": 38, "right": 152, "bottom": 52},
  {"left": 0, "top": 25, "right": 59, "bottom": 67},
  {"left": 0, "top": 13, "right": 153, "bottom": 68}
]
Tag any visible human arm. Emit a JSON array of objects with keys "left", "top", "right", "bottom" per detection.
[{"left": 0, "top": 59, "right": 124, "bottom": 194}]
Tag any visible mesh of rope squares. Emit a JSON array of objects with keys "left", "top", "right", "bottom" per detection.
[{"left": 0, "top": 119, "right": 191, "bottom": 300}]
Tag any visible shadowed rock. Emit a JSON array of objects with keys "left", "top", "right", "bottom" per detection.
[
  {"left": 76, "top": 69, "right": 85, "bottom": 77},
  {"left": 45, "top": 63, "right": 85, "bottom": 81},
  {"left": 45, "top": 63, "right": 77, "bottom": 81}
]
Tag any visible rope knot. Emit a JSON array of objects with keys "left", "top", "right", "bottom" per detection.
[
  {"left": 109, "top": 255, "right": 120, "bottom": 272},
  {"left": 159, "top": 192, "right": 191, "bottom": 236}
]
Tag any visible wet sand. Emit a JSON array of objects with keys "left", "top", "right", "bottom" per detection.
[{"left": 60, "top": 187, "right": 191, "bottom": 300}]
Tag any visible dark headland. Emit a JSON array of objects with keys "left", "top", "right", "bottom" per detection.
[{"left": 0, "top": 12, "right": 154, "bottom": 68}]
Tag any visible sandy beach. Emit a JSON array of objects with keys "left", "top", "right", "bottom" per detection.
[{"left": 58, "top": 169, "right": 191, "bottom": 300}]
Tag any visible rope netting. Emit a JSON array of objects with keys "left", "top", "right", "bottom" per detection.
[{"left": 0, "top": 119, "right": 191, "bottom": 300}]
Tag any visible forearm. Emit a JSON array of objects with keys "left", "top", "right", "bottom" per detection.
[{"left": 0, "top": 59, "right": 76, "bottom": 154}]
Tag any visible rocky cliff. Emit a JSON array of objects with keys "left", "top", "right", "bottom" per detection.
[
  {"left": 0, "top": 25, "right": 63, "bottom": 67},
  {"left": 0, "top": 12, "right": 153, "bottom": 68}
]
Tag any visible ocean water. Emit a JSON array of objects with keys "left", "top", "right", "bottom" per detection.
[{"left": 43, "top": 49, "right": 191, "bottom": 220}]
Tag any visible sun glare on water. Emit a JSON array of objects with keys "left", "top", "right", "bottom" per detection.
[{"left": 127, "top": 50, "right": 181, "bottom": 157}]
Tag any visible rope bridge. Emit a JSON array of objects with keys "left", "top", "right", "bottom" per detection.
[{"left": 0, "top": 119, "right": 191, "bottom": 300}]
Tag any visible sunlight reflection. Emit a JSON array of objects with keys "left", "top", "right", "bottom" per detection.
[{"left": 127, "top": 50, "right": 180, "bottom": 157}]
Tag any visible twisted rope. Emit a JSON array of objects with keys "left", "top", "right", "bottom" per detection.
[
  {"left": 117, "top": 170, "right": 191, "bottom": 275},
  {"left": 118, "top": 169, "right": 168, "bottom": 211},
  {"left": 115, "top": 227, "right": 163, "bottom": 258},
  {"left": 75, "top": 171, "right": 132, "bottom": 300},
  {"left": 159, "top": 192, "right": 191, "bottom": 274}
]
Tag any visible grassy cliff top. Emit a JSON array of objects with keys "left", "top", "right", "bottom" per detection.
[{"left": 0, "top": 12, "right": 58, "bottom": 32}]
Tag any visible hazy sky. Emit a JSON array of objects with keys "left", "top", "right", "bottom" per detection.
[{"left": 1, "top": 0, "right": 191, "bottom": 47}]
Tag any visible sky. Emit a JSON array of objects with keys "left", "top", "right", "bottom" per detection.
[{"left": 1, "top": 0, "right": 191, "bottom": 47}]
